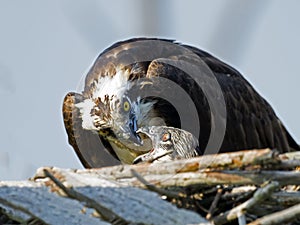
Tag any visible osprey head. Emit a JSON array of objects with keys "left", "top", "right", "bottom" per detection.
[{"left": 75, "top": 68, "right": 155, "bottom": 163}]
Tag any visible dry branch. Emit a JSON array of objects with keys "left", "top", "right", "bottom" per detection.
[
  {"left": 130, "top": 169, "right": 180, "bottom": 199},
  {"left": 43, "top": 169, "right": 128, "bottom": 225},
  {"left": 212, "top": 181, "right": 279, "bottom": 225},
  {"left": 206, "top": 188, "right": 223, "bottom": 220},
  {"left": 248, "top": 203, "right": 300, "bottom": 225},
  {"left": 75, "top": 149, "right": 300, "bottom": 185}
]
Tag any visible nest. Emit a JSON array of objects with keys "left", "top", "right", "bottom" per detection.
[{"left": 1, "top": 149, "right": 300, "bottom": 225}]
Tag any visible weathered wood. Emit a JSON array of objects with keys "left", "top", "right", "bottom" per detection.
[
  {"left": 74, "top": 148, "right": 276, "bottom": 179},
  {"left": 1, "top": 149, "right": 300, "bottom": 224},
  {"left": 212, "top": 182, "right": 279, "bottom": 225},
  {"left": 248, "top": 203, "right": 300, "bottom": 225},
  {"left": 67, "top": 149, "right": 300, "bottom": 187},
  {"left": 0, "top": 171, "right": 209, "bottom": 225},
  {"left": 40, "top": 149, "right": 300, "bottom": 187},
  {"left": 43, "top": 169, "right": 128, "bottom": 225},
  {"left": 270, "top": 191, "right": 300, "bottom": 206},
  {"left": 0, "top": 181, "right": 109, "bottom": 225}
]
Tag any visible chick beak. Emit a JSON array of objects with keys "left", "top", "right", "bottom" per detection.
[{"left": 136, "top": 127, "right": 150, "bottom": 138}]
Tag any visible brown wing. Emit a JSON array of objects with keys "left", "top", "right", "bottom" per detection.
[
  {"left": 62, "top": 92, "right": 120, "bottom": 168},
  {"left": 212, "top": 70, "right": 293, "bottom": 152},
  {"left": 187, "top": 46, "right": 300, "bottom": 152},
  {"left": 142, "top": 42, "right": 299, "bottom": 153}
]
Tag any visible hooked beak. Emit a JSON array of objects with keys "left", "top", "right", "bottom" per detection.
[{"left": 128, "top": 113, "right": 143, "bottom": 146}]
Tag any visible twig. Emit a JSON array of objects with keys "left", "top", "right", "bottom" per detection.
[
  {"left": 43, "top": 169, "right": 129, "bottom": 225},
  {"left": 147, "top": 150, "right": 174, "bottom": 163},
  {"left": 108, "top": 170, "right": 300, "bottom": 188},
  {"left": 248, "top": 202, "right": 300, "bottom": 225},
  {"left": 212, "top": 181, "right": 279, "bottom": 225},
  {"left": 237, "top": 211, "right": 246, "bottom": 225},
  {"left": 270, "top": 191, "right": 300, "bottom": 206},
  {"left": 222, "top": 186, "right": 256, "bottom": 202},
  {"left": 0, "top": 196, "right": 49, "bottom": 225},
  {"left": 130, "top": 169, "right": 180, "bottom": 199},
  {"left": 279, "top": 151, "right": 300, "bottom": 160},
  {"left": 206, "top": 188, "right": 223, "bottom": 220}
]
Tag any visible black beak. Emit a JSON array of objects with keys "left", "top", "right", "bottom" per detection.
[
  {"left": 128, "top": 113, "right": 143, "bottom": 146},
  {"left": 132, "top": 155, "right": 143, "bottom": 164}
]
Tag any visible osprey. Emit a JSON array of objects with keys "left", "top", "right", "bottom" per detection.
[
  {"left": 133, "top": 126, "right": 200, "bottom": 164},
  {"left": 63, "top": 38, "right": 299, "bottom": 168}
]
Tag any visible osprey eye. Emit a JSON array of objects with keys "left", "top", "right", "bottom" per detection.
[
  {"left": 162, "top": 132, "right": 171, "bottom": 142},
  {"left": 123, "top": 101, "right": 131, "bottom": 111}
]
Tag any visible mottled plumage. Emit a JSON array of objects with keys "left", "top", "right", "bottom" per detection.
[
  {"left": 62, "top": 38, "right": 299, "bottom": 168},
  {"left": 133, "top": 126, "right": 200, "bottom": 163}
]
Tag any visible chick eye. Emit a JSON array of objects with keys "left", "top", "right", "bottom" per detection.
[
  {"left": 123, "top": 101, "right": 131, "bottom": 111},
  {"left": 149, "top": 128, "right": 155, "bottom": 134},
  {"left": 162, "top": 132, "right": 171, "bottom": 142}
]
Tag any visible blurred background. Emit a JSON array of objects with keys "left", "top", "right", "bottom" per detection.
[{"left": 0, "top": 0, "right": 299, "bottom": 180}]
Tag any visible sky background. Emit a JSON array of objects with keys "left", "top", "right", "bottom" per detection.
[{"left": 0, "top": 0, "right": 299, "bottom": 180}]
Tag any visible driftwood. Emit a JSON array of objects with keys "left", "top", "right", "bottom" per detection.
[{"left": 0, "top": 148, "right": 300, "bottom": 225}]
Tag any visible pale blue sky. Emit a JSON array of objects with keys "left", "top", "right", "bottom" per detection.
[{"left": 0, "top": 0, "right": 299, "bottom": 180}]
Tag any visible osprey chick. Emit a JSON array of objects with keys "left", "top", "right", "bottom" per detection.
[{"left": 133, "top": 126, "right": 200, "bottom": 164}]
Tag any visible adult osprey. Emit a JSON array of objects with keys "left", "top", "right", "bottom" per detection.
[{"left": 63, "top": 38, "right": 299, "bottom": 168}]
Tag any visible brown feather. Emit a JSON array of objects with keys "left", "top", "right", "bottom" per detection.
[{"left": 62, "top": 92, "right": 119, "bottom": 168}]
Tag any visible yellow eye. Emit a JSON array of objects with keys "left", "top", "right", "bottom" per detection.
[{"left": 123, "top": 101, "right": 130, "bottom": 111}]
